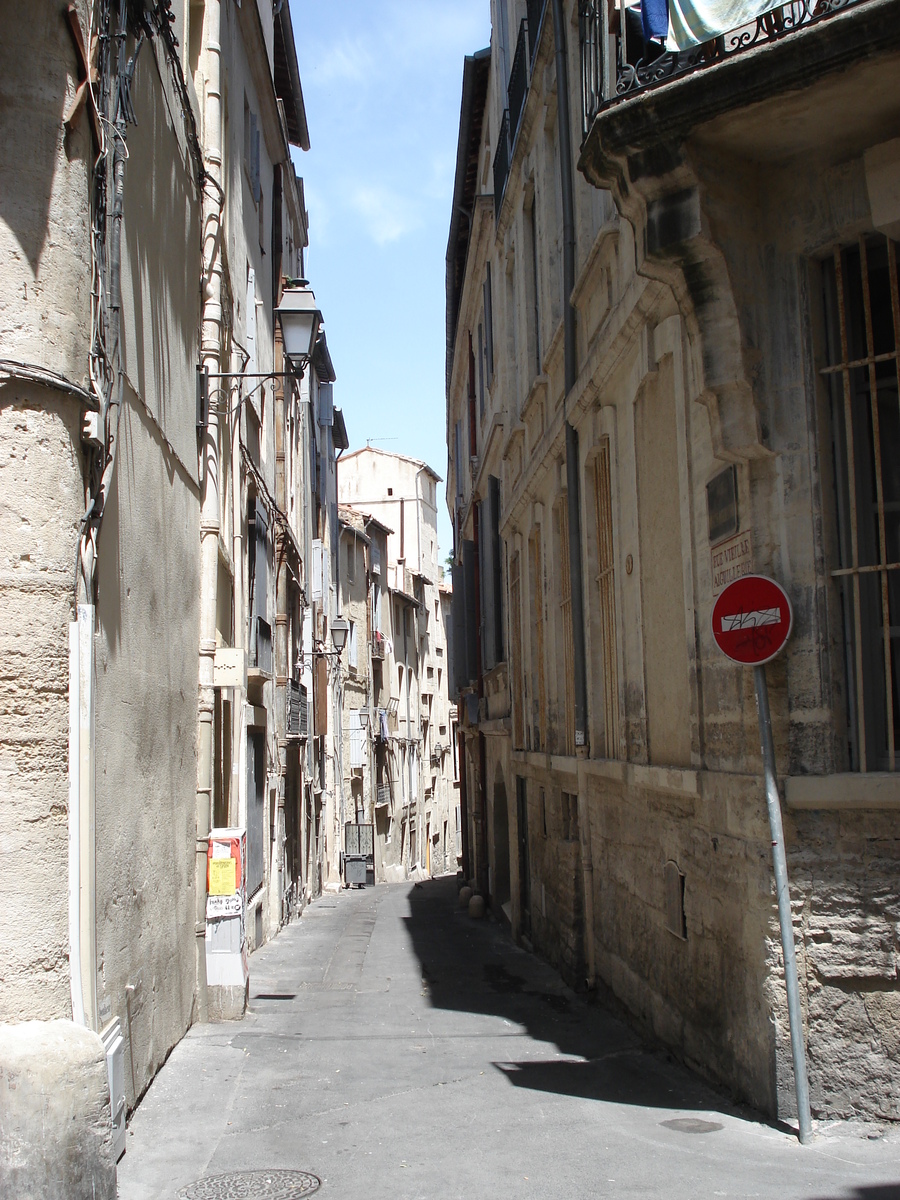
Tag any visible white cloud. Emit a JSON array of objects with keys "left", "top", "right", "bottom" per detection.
[
  {"left": 349, "top": 184, "right": 422, "bottom": 245},
  {"left": 311, "top": 37, "right": 375, "bottom": 84}
]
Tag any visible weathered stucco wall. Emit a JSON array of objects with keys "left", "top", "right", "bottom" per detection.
[
  {"left": 0, "top": 1020, "right": 116, "bottom": 1199},
  {"left": 0, "top": 1, "right": 93, "bottom": 1022},
  {"left": 0, "top": 1, "right": 92, "bottom": 377},
  {"left": 91, "top": 40, "right": 202, "bottom": 1102},
  {"left": 0, "top": 394, "right": 84, "bottom": 1021},
  {"left": 94, "top": 384, "right": 200, "bottom": 1103}
]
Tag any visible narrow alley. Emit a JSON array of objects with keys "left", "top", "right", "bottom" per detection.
[{"left": 118, "top": 879, "right": 899, "bottom": 1200}]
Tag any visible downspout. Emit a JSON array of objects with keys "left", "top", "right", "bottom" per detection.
[
  {"left": 232, "top": 372, "right": 245, "bottom": 831},
  {"left": 458, "top": 728, "right": 471, "bottom": 879},
  {"left": 273, "top": 341, "right": 287, "bottom": 929},
  {"left": 68, "top": 606, "right": 96, "bottom": 1028},
  {"left": 551, "top": 0, "right": 588, "bottom": 747},
  {"left": 195, "top": 0, "right": 225, "bottom": 1023},
  {"left": 551, "top": 0, "right": 595, "bottom": 987},
  {"left": 472, "top": 503, "right": 488, "bottom": 899}
]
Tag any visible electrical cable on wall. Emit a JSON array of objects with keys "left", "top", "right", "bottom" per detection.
[{"left": 76, "top": 0, "right": 216, "bottom": 610}]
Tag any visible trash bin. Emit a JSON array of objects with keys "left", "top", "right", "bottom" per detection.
[{"left": 344, "top": 854, "right": 367, "bottom": 886}]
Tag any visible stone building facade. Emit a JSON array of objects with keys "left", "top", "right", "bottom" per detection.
[
  {"left": 339, "top": 448, "right": 459, "bottom": 881},
  {"left": 447, "top": 0, "right": 900, "bottom": 1123}
]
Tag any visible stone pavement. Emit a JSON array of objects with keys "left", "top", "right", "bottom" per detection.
[{"left": 117, "top": 876, "right": 900, "bottom": 1200}]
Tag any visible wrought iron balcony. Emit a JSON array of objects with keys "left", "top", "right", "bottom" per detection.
[
  {"left": 508, "top": 20, "right": 530, "bottom": 144},
  {"left": 527, "top": 0, "right": 547, "bottom": 59},
  {"left": 493, "top": 109, "right": 511, "bottom": 219},
  {"left": 581, "top": 0, "right": 866, "bottom": 134},
  {"left": 249, "top": 615, "right": 273, "bottom": 677}
]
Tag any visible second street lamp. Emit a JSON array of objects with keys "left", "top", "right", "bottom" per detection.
[
  {"left": 329, "top": 615, "right": 349, "bottom": 655},
  {"left": 274, "top": 282, "right": 322, "bottom": 373}
]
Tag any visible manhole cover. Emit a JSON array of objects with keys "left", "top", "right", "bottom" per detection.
[
  {"left": 177, "top": 1170, "right": 321, "bottom": 1199},
  {"left": 660, "top": 1117, "right": 724, "bottom": 1135}
]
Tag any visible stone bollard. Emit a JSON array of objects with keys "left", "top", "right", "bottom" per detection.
[
  {"left": 458, "top": 885, "right": 473, "bottom": 909},
  {"left": 0, "top": 1020, "right": 116, "bottom": 1200},
  {"left": 468, "top": 894, "right": 486, "bottom": 919}
]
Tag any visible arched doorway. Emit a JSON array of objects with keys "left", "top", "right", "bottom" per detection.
[{"left": 492, "top": 768, "right": 511, "bottom": 916}]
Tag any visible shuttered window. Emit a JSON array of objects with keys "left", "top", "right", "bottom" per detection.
[{"left": 349, "top": 711, "right": 364, "bottom": 769}]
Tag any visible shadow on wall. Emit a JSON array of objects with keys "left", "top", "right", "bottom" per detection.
[
  {"left": 403, "top": 874, "right": 750, "bottom": 1116},
  {"left": 0, "top": 7, "right": 70, "bottom": 273}
]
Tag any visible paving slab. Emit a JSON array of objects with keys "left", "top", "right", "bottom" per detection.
[{"left": 117, "top": 876, "right": 900, "bottom": 1200}]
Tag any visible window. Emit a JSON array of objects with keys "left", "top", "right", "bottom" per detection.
[
  {"left": 593, "top": 441, "right": 619, "bottom": 758},
  {"left": 823, "top": 235, "right": 900, "bottom": 771},
  {"left": 526, "top": 187, "right": 541, "bottom": 377},
  {"left": 561, "top": 792, "right": 579, "bottom": 841},
  {"left": 529, "top": 529, "right": 546, "bottom": 750},
  {"left": 557, "top": 500, "right": 576, "bottom": 756},
  {"left": 244, "top": 96, "right": 260, "bottom": 205},
  {"left": 349, "top": 710, "right": 364, "bottom": 768},
  {"left": 484, "top": 263, "right": 494, "bottom": 386},
  {"left": 348, "top": 620, "right": 358, "bottom": 671},
  {"left": 510, "top": 549, "right": 525, "bottom": 749},
  {"left": 478, "top": 322, "right": 485, "bottom": 417}
]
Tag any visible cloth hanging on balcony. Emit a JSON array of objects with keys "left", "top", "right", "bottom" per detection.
[
  {"left": 666, "top": 0, "right": 783, "bottom": 50},
  {"left": 641, "top": 0, "right": 670, "bottom": 43}
]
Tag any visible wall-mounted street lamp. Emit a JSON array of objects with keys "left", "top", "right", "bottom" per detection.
[
  {"left": 275, "top": 282, "right": 322, "bottom": 374},
  {"left": 304, "top": 614, "right": 349, "bottom": 664},
  {"left": 329, "top": 615, "right": 349, "bottom": 654}
]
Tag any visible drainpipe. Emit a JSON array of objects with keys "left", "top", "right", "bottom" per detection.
[
  {"left": 195, "top": 0, "right": 225, "bottom": 1023},
  {"left": 273, "top": 346, "right": 287, "bottom": 928},
  {"left": 552, "top": 0, "right": 595, "bottom": 986},
  {"left": 68, "top": 604, "right": 97, "bottom": 1029},
  {"left": 232, "top": 373, "right": 245, "bottom": 832},
  {"left": 472, "top": 504, "right": 489, "bottom": 898},
  {"left": 551, "top": 0, "right": 588, "bottom": 750}
]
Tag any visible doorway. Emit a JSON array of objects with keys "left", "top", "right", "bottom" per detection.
[
  {"left": 516, "top": 776, "right": 531, "bottom": 938},
  {"left": 492, "top": 769, "right": 511, "bottom": 917}
]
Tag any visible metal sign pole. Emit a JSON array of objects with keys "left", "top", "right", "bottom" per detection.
[{"left": 753, "top": 664, "right": 812, "bottom": 1144}]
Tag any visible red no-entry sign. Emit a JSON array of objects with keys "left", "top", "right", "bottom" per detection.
[{"left": 711, "top": 574, "right": 793, "bottom": 665}]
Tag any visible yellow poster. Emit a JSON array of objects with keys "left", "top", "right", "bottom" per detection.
[{"left": 209, "top": 857, "right": 237, "bottom": 896}]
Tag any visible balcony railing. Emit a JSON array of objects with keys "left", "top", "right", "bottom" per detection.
[
  {"left": 582, "top": 0, "right": 863, "bottom": 132},
  {"left": 527, "top": 0, "right": 547, "bottom": 60},
  {"left": 249, "top": 615, "right": 273, "bottom": 676},
  {"left": 493, "top": 109, "right": 511, "bottom": 219},
  {"left": 508, "top": 20, "right": 529, "bottom": 144},
  {"left": 287, "top": 679, "right": 308, "bottom": 739}
]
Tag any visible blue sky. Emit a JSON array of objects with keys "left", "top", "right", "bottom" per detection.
[{"left": 289, "top": 0, "right": 492, "bottom": 561}]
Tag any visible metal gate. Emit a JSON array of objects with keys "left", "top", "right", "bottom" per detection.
[{"left": 344, "top": 823, "right": 374, "bottom": 887}]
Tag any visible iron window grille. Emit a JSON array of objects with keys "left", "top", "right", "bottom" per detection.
[{"left": 822, "top": 234, "right": 900, "bottom": 771}]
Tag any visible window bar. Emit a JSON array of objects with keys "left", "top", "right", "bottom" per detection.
[
  {"left": 859, "top": 235, "right": 895, "bottom": 770},
  {"left": 834, "top": 246, "right": 867, "bottom": 771}
]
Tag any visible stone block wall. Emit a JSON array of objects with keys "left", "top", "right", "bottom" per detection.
[{"left": 0, "top": 394, "right": 84, "bottom": 1021}]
